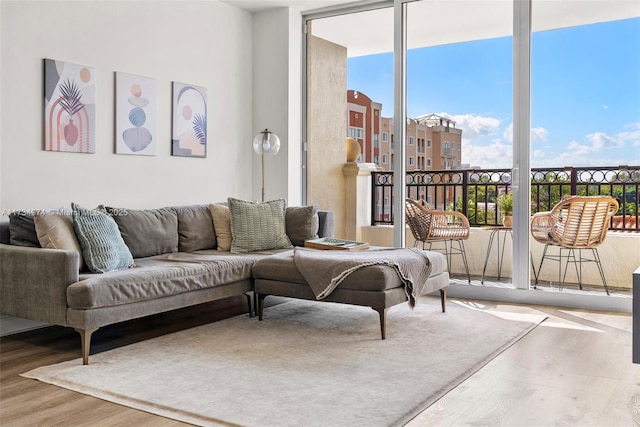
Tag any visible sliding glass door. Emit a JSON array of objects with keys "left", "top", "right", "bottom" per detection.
[
  {"left": 303, "top": 0, "right": 637, "bottom": 303},
  {"left": 405, "top": 0, "right": 516, "bottom": 285}
]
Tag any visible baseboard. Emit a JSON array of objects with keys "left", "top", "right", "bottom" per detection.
[
  {"left": 0, "top": 315, "right": 48, "bottom": 337},
  {"left": 447, "top": 283, "right": 632, "bottom": 313}
]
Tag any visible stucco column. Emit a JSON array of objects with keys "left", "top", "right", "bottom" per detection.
[{"left": 343, "top": 162, "right": 379, "bottom": 241}]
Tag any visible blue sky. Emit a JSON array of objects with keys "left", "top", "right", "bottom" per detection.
[{"left": 347, "top": 17, "right": 640, "bottom": 169}]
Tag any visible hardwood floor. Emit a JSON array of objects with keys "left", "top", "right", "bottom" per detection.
[
  {"left": 1, "top": 295, "right": 639, "bottom": 426},
  {"left": 409, "top": 300, "right": 640, "bottom": 426}
]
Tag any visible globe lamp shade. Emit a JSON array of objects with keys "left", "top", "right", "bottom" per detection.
[{"left": 253, "top": 129, "right": 280, "bottom": 155}]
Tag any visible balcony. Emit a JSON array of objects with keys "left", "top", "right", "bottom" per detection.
[
  {"left": 342, "top": 163, "right": 639, "bottom": 310},
  {"left": 371, "top": 166, "right": 640, "bottom": 231}
]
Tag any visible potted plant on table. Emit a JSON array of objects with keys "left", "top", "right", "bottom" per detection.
[{"left": 496, "top": 193, "right": 513, "bottom": 227}]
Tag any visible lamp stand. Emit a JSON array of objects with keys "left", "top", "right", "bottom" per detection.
[
  {"left": 261, "top": 151, "right": 265, "bottom": 202},
  {"left": 253, "top": 128, "right": 280, "bottom": 203}
]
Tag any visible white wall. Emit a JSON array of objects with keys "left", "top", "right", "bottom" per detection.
[
  {"left": 0, "top": 1, "right": 3, "bottom": 214},
  {"left": 252, "top": 7, "right": 302, "bottom": 206},
  {"left": 0, "top": 0, "right": 255, "bottom": 214}
]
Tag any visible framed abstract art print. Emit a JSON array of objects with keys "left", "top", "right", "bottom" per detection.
[
  {"left": 172, "top": 82, "right": 207, "bottom": 158},
  {"left": 44, "top": 59, "right": 96, "bottom": 153}
]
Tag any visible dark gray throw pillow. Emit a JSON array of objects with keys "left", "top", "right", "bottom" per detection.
[
  {"left": 9, "top": 212, "right": 41, "bottom": 247},
  {"left": 285, "top": 205, "right": 319, "bottom": 246},
  {"left": 172, "top": 205, "right": 217, "bottom": 252},
  {"left": 105, "top": 206, "right": 178, "bottom": 258}
]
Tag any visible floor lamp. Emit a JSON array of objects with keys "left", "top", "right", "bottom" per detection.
[{"left": 253, "top": 129, "right": 280, "bottom": 202}]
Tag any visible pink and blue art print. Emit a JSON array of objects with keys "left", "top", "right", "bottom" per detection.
[
  {"left": 172, "top": 82, "right": 207, "bottom": 158},
  {"left": 115, "top": 72, "right": 157, "bottom": 156},
  {"left": 44, "top": 59, "right": 96, "bottom": 153}
]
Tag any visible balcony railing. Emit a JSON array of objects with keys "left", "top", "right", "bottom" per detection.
[{"left": 371, "top": 165, "right": 640, "bottom": 232}]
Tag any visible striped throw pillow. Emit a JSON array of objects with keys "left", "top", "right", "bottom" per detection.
[{"left": 72, "top": 203, "right": 134, "bottom": 273}]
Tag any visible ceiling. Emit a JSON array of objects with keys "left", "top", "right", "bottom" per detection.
[
  {"left": 224, "top": 0, "right": 640, "bottom": 57},
  {"left": 221, "top": 0, "right": 366, "bottom": 13}
]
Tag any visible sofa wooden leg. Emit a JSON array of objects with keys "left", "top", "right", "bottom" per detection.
[
  {"left": 244, "top": 292, "right": 254, "bottom": 317},
  {"left": 440, "top": 289, "right": 447, "bottom": 312},
  {"left": 74, "top": 328, "right": 98, "bottom": 365},
  {"left": 373, "top": 308, "right": 388, "bottom": 340}
]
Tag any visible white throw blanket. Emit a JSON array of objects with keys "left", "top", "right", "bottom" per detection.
[{"left": 293, "top": 247, "right": 432, "bottom": 308}]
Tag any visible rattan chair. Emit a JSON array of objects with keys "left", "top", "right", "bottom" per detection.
[
  {"left": 530, "top": 195, "right": 619, "bottom": 294},
  {"left": 405, "top": 198, "right": 471, "bottom": 283}
]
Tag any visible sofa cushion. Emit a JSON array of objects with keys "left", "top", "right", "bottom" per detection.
[
  {"left": 228, "top": 198, "right": 293, "bottom": 253},
  {"left": 72, "top": 203, "right": 135, "bottom": 274},
  {"left": 285, "top": 205, "right": 319, "bottom": 246},
  {"left": 34, "top": 210, "right": 85, "bottom": 271},
  {"left": 8, "top": 212, "right": 41, "bottom": 247},
  {"left": 209, "top": 203, "right": 231, "bottom": 251},
  {"left": 67, "top": 252, "right": 268, "bottom": 309},
  {"left": 106, "top": 207, "right": 178, "bottom": 258},
  {"left": 173, "top": 205, "right": 216, "bottom": 252}
]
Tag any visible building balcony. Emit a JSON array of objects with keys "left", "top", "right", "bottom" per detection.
[
  {"left": 360, "top": 223, "right": 636, "bottom": 296},
  {"left": 342, "top": 163, "right": 638, "bottom": 313}
]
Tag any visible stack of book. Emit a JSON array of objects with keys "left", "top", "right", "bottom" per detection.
[{"left": 304, "top": 237, "right": 369, "bottom": 251}]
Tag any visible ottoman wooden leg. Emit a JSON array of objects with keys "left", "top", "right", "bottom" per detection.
[
  {"left": 257, "top": 293, "right": 267, "bottom": 320},
  {"left": 373, "top": 308, "right": 388, "bottom": 340},
  {"left": 440, "top": 289, "right": 447, "bottom": 312}
]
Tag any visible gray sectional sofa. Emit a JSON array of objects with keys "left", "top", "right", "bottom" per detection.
[
  {"left": 1, "top": 201, "right": 449, "bottom": 365},
  {"left": 1, "top": 202, "right": 333, "bottom": 364}
]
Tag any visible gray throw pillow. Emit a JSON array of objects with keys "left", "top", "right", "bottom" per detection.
[
  {"left": 172, "top": 205, "right": 216, "bottom": 252},
  {"left": 8, "top": 212, "right": 41, "bottom": 247},
  {"left": 286, "top": 206, "right": 319, "bottom": 246},
  {"left": 105, "top": 206, "right": 178, "bottom": 258},
  {"left": 71, "top": 203, "right": 134, "bottom": 273},
  {"left": 228, "top": 198, "right": 293, "bottom": 253}
]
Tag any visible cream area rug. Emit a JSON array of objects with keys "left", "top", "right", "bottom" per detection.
[{"left": 22, "top": 297, "right": 546, "bottom": 427}]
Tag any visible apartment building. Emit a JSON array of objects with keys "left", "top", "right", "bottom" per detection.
[
  {"left": 348, "top": 89, "right": 464, "bottom": 206},
  {"left": 347, "top": 89, "right": 463, "bottom": 172}
]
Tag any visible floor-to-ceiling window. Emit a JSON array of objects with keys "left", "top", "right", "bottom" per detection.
[
  {"left": 304, "top": 0, "right": 638, "bottom": 310},
  {"left": 405, "top": 0, "right": 514, "bottom": 285},
  {"left": 529, "top": 3, "right": 640, "bottom": 297}
]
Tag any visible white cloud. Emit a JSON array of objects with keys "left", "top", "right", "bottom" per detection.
[
  {"left": 564, "top": 131, "right": 625, "bottom": 159},
  {"left": 437, "top": 112, "right": 501, "bottom": 139},
  {"left": 617, "top": 129, "right": 640, "bottom": 147},
  {"left": 503, "top": 123, "right": 512, "bottom": 142},
  {"left": 586, "top": 132, "right": 623, "bottom": 149},
  {"left": 461, "top": 139, "right": 512, "bottom": 169},
  {"left": 533, "top": 149, "right": 638, "bottom": 168},
  {"left": 531, "top": 127, "right": 549, "bottom": 142},
  {"left": 462, "top": 121, "right": 640, "bottom": 169},
  {"left": 533, "top": 131, "right": 640, "bottom": 167},
  {"left": 502, "top": 123, "right": 548, "bottom": 143}
]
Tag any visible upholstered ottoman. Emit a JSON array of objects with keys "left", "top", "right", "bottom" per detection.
[{"left": 252, "top": 248, "right": 449, "bottom": 339}]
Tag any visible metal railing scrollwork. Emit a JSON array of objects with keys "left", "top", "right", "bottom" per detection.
[{"left": 372, "top": 165, "right": 640, "bottom": 232}]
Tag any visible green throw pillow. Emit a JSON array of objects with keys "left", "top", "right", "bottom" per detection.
[
  {"left": 228, "top": 198, "right": 293, "bottom": 253},
  {"left": 72, "top": 203, "right": 135, "bottom": 273}
]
